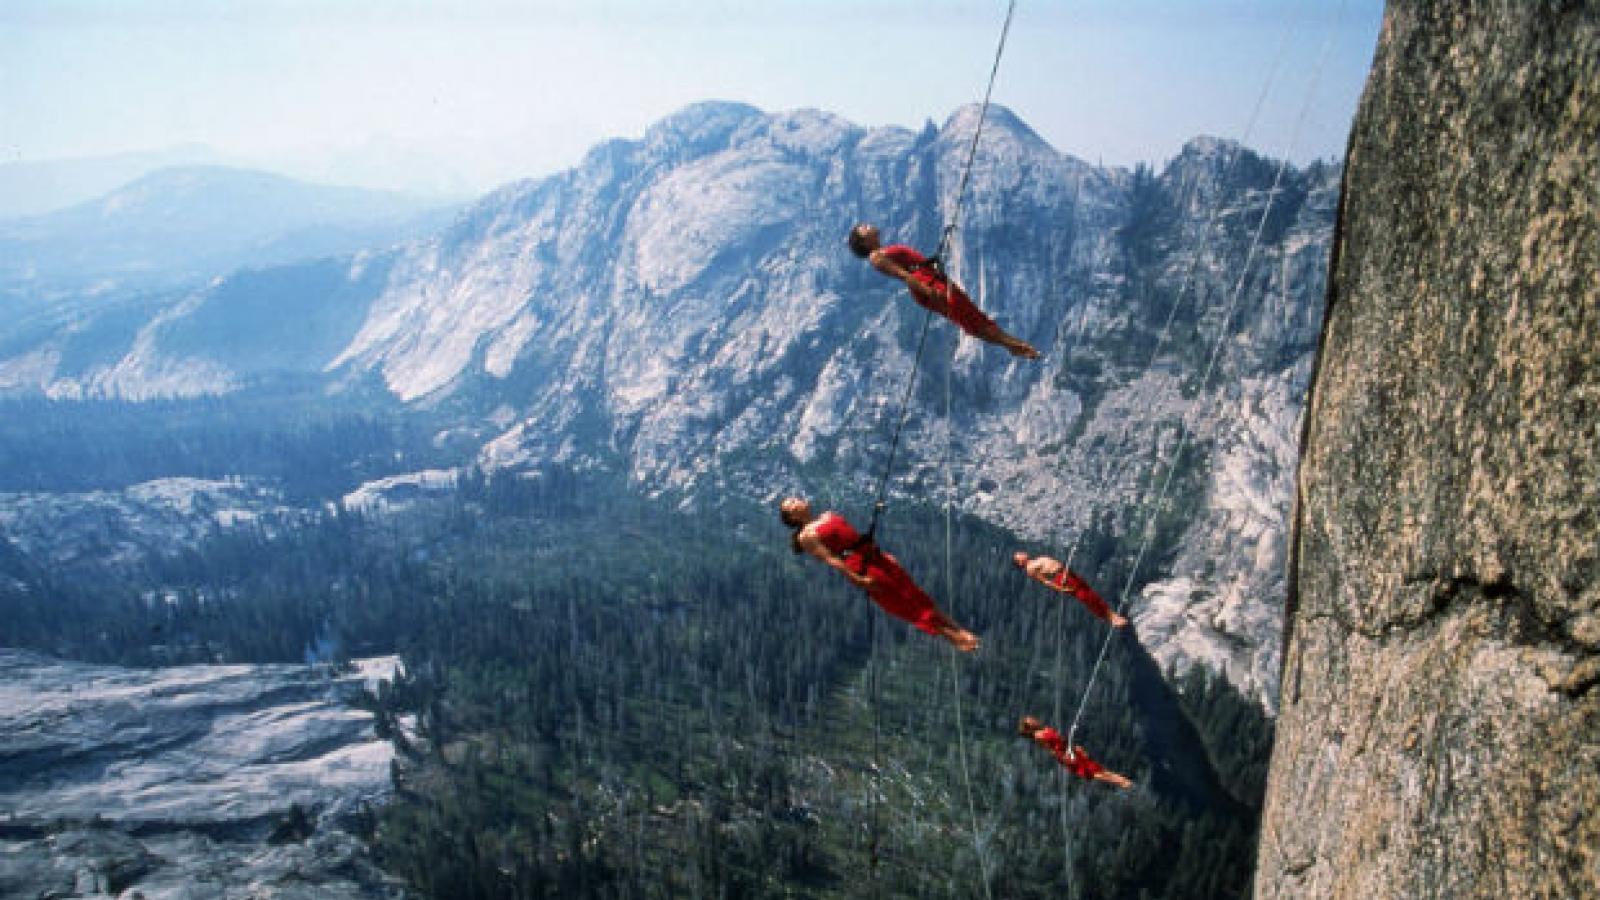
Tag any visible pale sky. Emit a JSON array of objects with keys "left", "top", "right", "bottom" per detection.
[{"left": 2, "top": 0, "right": 1384, "bottom": 197}]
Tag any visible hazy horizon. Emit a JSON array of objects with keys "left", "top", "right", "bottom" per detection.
[{"left": 5, "top": 0, "right": 1383, "bottom": 208}]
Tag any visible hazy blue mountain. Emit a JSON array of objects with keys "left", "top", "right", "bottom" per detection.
[
  {"left": 0, "top": 252, "right": 400, "bottom": 400},
  {"left": 0, "top": 145, "right": 225, "bottom": 219},
  {"left": 0, "top": 165, "right": 457, "bottom": 303}
]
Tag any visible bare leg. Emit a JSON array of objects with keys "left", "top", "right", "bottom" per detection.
[
  {"left": 929, "top": 611, "right": 980, "bottom": 652},
  {"left": 942, "top": 625, "right": 981, "bottom": 653},
  {"left": 1058, "top": 572, "right": 1126, "bottom": 627},
  {"left": 976, "top": 323, "right": 1040, "bottom": 359},
  {"left": 1093, "top": 770, "right": 1134, "bottom": 789}
]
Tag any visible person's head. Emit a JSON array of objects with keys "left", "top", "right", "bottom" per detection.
[
  {"left": 848, "top": 223, "right": 880, "bottom": 258},
  {"left": 1012, "top": 551, "right": 1030, "bottom": 570},
  {"left": 779, "top": 497, "right": 812, "bottom": 527},
  {"left": 779, "top": 497, "right": 813, "bottom": 553},
  {"left": 1017, "top": 715, "right": 1042, "bottom": 737}
]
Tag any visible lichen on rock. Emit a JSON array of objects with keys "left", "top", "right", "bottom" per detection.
[{"left": 1256, "top": 2, "right": 1599, "bottom": 897}]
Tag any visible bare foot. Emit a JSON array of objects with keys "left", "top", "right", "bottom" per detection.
[
  {"left": 949, "top": 629, "right": 981, "bottom": 653},
  {"left": 1110, "top": 612, "right": 1128, "bottom": 629},
  {"left": 1009, "top": 341, "right": 1041, "bottom": 359}
]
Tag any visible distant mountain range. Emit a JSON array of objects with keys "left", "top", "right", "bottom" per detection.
[
  {"left": 0, "top": 165, "right": 458, "bottom": 304},
  {"left": 0, "top": 144, "right": 478, "bottom": 219},
  {"left": 0, "top": 145, "right": 227, "bottom": 219},
  {"left": 0, "top": 101, "right": 1339, "bottom": 708}
]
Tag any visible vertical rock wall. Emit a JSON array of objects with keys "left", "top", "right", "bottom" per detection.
[{"left": 1256, "top": 2, "right": 1598, "bottom": 897}]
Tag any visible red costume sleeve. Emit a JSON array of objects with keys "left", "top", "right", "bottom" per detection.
[
  {"left": 815, "top": 512, "right": 945, "bottom": 635},
  {"left": 1061, "top": 746, "right": 1106, "bottom": 780},
  {"left": 1034, "top": 729, "right": 1107, "bottom": 780},
  {"left": 1032, "top": 727, "right": 1068, "bottom": 757},
  {"left": 880, "top": 245, "right": 996, "bottom": 337}
]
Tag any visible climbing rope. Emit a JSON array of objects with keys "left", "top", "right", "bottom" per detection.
[
  {"left": 835, "top": 0, "right": 1339, "bottom": 890},
  {"left": 944, "top": 268, "right": 995, "bottom": 900},
  {"left": 853, "top": 4, "right": 1018, "bottom": 892},
  {"left": 1041, "top": 0, "right": 1311, "bottom": 575},
  {"left": 861, "top": 307, "right": 937, "bottom": 544},
  {"left": 1053, "top": 595, "right": 1077, "bottom": 897},
  {"left": 867, "top": 608, "right": 884, "bottom": 889},
  {"left": 1019, "top": 4, "right": 1323, "bottom": 888},
  {"left": 1031, "top": 0, "right": 1310, "bottom": 748}
]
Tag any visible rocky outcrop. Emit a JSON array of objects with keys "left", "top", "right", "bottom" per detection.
[
  {"left": 0, "top": 651, "right": 407, "bottom": 898},
  {"left": 0, "top": 827, "right": 405, "bottom": 900},
  {"left": 1256, "top": 3, "right": 1598, "bottom": 897},
  {"left": 0, "top": 477, "right": 300, "bottom": 575}
]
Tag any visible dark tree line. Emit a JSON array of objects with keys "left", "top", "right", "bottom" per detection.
[{"left": 0, "top": 390, "right": 449, "bottom": 500}]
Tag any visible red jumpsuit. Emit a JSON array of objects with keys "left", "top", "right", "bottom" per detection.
[
  {"left": 879, "top": 244, "right": 998, "bottom": 337},
  {"left": 813, "top": 511, "right": 946, "bottom": 635},
  {"left": 1053, "top": 569, "right": 1115, "bottom": 622},
  {"left": 1032, "top": 727, "right": 1106, "bottom": 781}
]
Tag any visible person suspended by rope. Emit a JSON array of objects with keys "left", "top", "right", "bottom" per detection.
[
  {"left": 848, "top": 224, "right": 1040, "bottom": 359},
  {"left": 780, "top": 496, "right": 981, "bottom": 652},
  {"left": 1012, "top": 551, "right": 1128, "bottom": 628},
  {"left": 1018, "top": 716, "right": 1132, "bottom": 789}
]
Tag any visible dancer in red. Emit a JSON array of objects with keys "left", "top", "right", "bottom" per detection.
[
  {"left": 1013, "top": 551, "right": 1128, "bottom": 628},
  {"left": 848, "top": 223, "right": 1039, "bottom": 359},
  {"left": 1018, "top": 716, "right": 1133, "bottom": 788},
  {"left": 780, "top": 496, "right": 980, "bottom": 652}
]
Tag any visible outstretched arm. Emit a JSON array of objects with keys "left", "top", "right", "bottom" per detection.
[
  {"left": 1022, "top": 564, "right": 1064, "bottom": 593},
  {"left": 797, "top": 530, "right": 873, "bottom": 589},
  {"left": 867, "top": 249, "right": 914, "bottom": 280}
]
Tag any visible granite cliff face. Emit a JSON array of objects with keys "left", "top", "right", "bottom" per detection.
[{"left": 1256, "top": 3, "right": 1598, "bottom": 897}]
